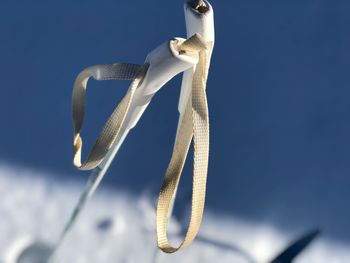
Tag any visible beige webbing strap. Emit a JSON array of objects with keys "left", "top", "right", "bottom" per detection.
[
  {"left": 157, "top": 35, "right": 212, "bottom": 253},
  {"left": 72, "top": 63, "right": 147, "bottom": 170},
  {"left": 71, "top": 34, "right": 211, "bottom": 254}
]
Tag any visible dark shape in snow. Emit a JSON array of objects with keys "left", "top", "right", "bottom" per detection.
[
  {"left": 96, "top": 217, "right": 114, "bottom": 232},
  {"left": 269, "top": 229, "right": 321, "bottom": 263},
  {"left": 16, "top": 241, "right": 53, "bottom": 263}
]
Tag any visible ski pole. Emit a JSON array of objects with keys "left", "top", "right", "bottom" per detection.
[{"left": 48, "top": 36, "right": 202, "bottom": 262}]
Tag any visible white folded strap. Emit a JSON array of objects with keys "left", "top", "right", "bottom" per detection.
[
  {"left": 72, "top": 35, "right": 202, "bottom": 172},
  {"left": 71, "top": 0, "right": 214, "bottom": 254}
]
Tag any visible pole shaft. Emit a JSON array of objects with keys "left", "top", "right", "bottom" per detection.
[{"left": 48, "top": 129, "right": 129, "bottom": 262}]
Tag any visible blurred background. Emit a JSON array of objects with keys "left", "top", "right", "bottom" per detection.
[{"left": 0, "top": 0, "right": 349, "bottom": 262}]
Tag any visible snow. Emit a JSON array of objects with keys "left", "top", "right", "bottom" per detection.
[{"left": 0, "top": 163, "right": 349, "bottom": 263}]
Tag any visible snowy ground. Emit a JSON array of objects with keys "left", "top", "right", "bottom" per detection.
[{"left": 0, "top": 163, "right": 349, "bottom": 263}]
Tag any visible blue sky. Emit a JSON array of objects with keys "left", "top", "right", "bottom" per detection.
[{"left": 0, "top": 0, "right": 350, "bottom": 244}]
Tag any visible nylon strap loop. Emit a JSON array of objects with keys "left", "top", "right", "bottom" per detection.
[
  {"left": 72, "top": 63, "right": 147, "bottom": 170},
  {"left": 71, "top": 34, "right": 212, "bottom": 253},
  {"left": 157, "top": 34, "right": 212, "bottom": 253}
]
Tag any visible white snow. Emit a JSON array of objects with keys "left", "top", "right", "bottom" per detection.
[{"left": 0, "top": 163, "right": 349, "bottom": 263}]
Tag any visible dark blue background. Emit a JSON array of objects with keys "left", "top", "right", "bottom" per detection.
[{"left": 1, "top": 0, "right": 350, "bottom": 243}]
